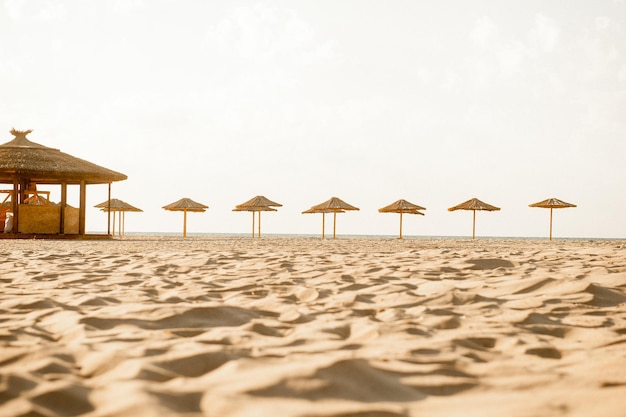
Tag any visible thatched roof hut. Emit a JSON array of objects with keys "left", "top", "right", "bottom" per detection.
[{"left": 0, "top": 129, "right": 127, "bottom": 238}]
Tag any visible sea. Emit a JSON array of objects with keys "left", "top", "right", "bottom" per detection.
[{"left": 87, "top": 232, "right": 623, "bottom": 241}]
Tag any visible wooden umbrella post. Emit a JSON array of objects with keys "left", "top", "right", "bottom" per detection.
[
  {"left": 399, "top": 211, "right": 403, "bottom": 240},
  {"left": 258, "top": 210, "right": 262, "bottom": 239},
  {"left": 251, "top": 211, "right": 255, "bottom": 238},
  {"left": 322, "top": 213, "right": 325, "bottom": 239},
  {"left": 183, "top": 208, "right": 187, "bottom": 238},
  {"left": 472, "top": 210, "right": 476, "bottom": 240},
  {"left": 549, "top": 207, "right": 553, "bottom": 241},
  {"left": 333, "top": 211, "right": 337, "bottom": 239},
  {"left": 112, "top": 209, "right": 117, "bottom": 236}
]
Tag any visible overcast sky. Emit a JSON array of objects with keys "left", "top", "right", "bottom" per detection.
[{"left": 1, "top": 0, "right": 625, "bottom": 238}]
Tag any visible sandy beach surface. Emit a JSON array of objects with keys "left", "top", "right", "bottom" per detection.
[{"left": 0, "top": 237, "right": 625, "bottom": 417}]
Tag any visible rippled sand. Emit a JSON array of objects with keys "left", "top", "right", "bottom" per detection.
[{"left": 0, "top": 237, "right": 625, "bottom": 417}]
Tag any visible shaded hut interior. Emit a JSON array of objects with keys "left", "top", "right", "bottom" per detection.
[{"left": 0, "top": 129, "right": 127, "bottom": 238}]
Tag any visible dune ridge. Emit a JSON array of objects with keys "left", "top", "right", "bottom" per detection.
[{"left": 0, "top": 237, "right": 625, "bottom": 417}]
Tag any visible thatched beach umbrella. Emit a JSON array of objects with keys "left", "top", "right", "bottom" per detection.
[
  {"left": 234, "top": 195, "right": 282, "bottom": 238},
  {"left": 304, "top": 197, "right": 359, "bottom": 239},
  {"left": 302, "top": 207, "right": 345, "bottom": 239},
  {"left": 233, "top": 205, "right": 277, "bottom": 238},
  {"left": 448, "top": 197, "right": 500, "bottom": 239},
  {"left": 162, "top": 198, "right": 208, "bottom": 237},
  {"left": 529, "top": 197, "right": 576, "bottom": 240},
  {"left": 378, "top": 199, "right": 426, "bottom": 239},
  {"left": 95, "top": 198, "right": 142, "bottom": 236}
]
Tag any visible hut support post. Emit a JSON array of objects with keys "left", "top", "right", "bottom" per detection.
[
  {"left": 79, "top": 181, "right": 86, "bottom": 235},
  {"left": 18, "top": 179, "right": 27, "bottom": 204},
  {"left": 60, "top": 182, "right": 67, "bottom": 234},
  {"left": 107, "top": 183, "right": 112, "bottom": 235},
  {"left": 258, "top": 210, "right": 262, "bottom": 238},
  {"left": 322, "top": 213, "right": 325, "bottom": 239},
  {"left": 333, "top": 211, "right": 337, "bottom": 239},
  {"left": 399, "top": 212, "right": 403, "bottom": 240},
  {"left": 12, "top": 179, "right": 18, "bottom": 233},
  {"left": 183, "top": 209, "right": 187, "bottom": 238},
  {"left": 472, "top": 210, "right": 476, "bottom": 240},
  {"left": 112, "top": 210, "right": 116, "bottom": 236},
  {"left": 549, "top": 208, "right": 553, "bottom": 241}
]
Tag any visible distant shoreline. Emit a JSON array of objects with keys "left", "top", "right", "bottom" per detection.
[{"left": 87, "top": 231, "right": 626, "bottom": 241}]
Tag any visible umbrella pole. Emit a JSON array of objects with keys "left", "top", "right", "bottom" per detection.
[
  {"left": 251, "top": 211, "right": 255, "bottom": 238},
  {"left": 112, "top": 210, "right": 116, "bottom": 236},
  {"left": 472, "top": 210, "right": 476, "bottom": 240},
  {"left": 258, "top": 210, "right": 261, "bottom": 239},
  {"left": 183, "top": 209, "right": 187, "bottom": 238},
  {"left": 399, "top": 212, "right": 403, "bottom": 240},
  {"left": 118, "top": 211, "right": 122, "bottom": 236},
  {"left": 322, "top": 213, "right": 325, "bottom": 239},
  {"left": 333, "top": 211, "right": 337, "bottom": 239},
  {"left": 549, "top": 208, "right": 553, "bottom": 241}
]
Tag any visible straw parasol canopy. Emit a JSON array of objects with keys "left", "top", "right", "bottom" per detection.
[
  {"left": 303, "top": 197, "right": 359, "bottom": 239},
  {"left": 378, "top": 199, "right": 426, "bottom": 239},
  {"left": 448, "top": 197, "right": 500, "bottom": 239},
  {"left": 529, "top": 197, "right": 576, "bottom": 240},
  {"left": 162, "top": 198, "right": 208, "bottom": 237},
  {"left": 95, "top": 198, "right": 142, "bottom": 236},
  {"left": 233, "top": 195, "right": 282, "bottom": 238}
]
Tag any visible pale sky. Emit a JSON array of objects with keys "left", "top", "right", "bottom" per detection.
[{"left": 1, "top": 0, "right": 625, "bottom": 238}]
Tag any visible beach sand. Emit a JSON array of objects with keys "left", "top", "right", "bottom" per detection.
[{"left": 0, "top": 237, "right": 625, "bottom": 417}]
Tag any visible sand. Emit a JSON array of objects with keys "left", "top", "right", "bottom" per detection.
[{"left": 0, "top": 237, "right": 625, "bottom": 417}]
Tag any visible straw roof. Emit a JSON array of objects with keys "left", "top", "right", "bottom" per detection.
[
  {"left": 162, "top": 198, "right": 208, "bottom": 212},
  {"left": 0, "top": 129, "right": 127, "bottom": 184},
  {"left": 309, "top": 197, "right": 359, "bottom": 212},
  {"left": 529, "top": 198, "right": 576, "bottom": 209},
  {"left": 378, "top": 199, "right": 426, "bottom": 213},
  {"left": 236, "top": 195, "right": 282, "bottom": 209},
  {"left": 302, "top": 207, "right": 345, "bottom": 214},
  {"left": 95, "top": 198, "right": 143, "bottom": 212},
  {"left": 233, "top": 206, "right": 277, "bottom": 212},
  {"left": 448, "top": 198, "right": 500, "bottom": 212}
]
